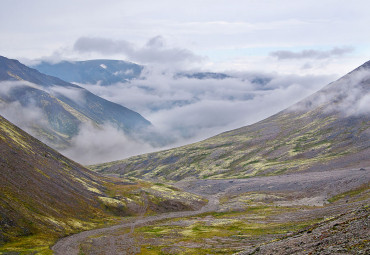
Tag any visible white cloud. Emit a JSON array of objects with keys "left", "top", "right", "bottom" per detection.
[
  {"left": 73, "top": 36, "right": 203, "bottom": 67},
  {"left": 287, "top": 68, "right": 370, "bottom": 115},
  {"left": 80, "top": 69, "right": 334, "bottom": 148},
  {"left": 0, "top": 101, "right": 49, "bottom": 135},
  {"left": 49, "top": 86, "right": 86, "bottom": 104},
  {"left": 270, "top": 47, "right": 353, "bottom": 60},
  {"left": 1, "top": 65, "right": 367, "bottom": 165},
  {"left": 61, "top": 122, "right": 155, "bottom": 165}
]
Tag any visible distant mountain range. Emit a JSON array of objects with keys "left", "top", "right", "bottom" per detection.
[
  {"left": 33, "top": 59, "right": 236, "bottom": 86},
  {"left": 94, "top": 60, "right": 370, "bottom": 180},
  {"left": 34, "top": 59, "right": 143, "bottom": 85},
  {"left": 0, "top": 56, "right": 151, "bottom": 149},
  {"left": 175, "top": 72, "right": 231, "bottom": 80}
]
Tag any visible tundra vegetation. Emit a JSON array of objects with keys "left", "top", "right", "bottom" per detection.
[{"left": 1, "top": 61, "right": 370, "bottom": 254}]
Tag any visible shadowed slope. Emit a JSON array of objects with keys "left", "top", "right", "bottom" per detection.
[
  {"left": 0, "top": 115, "right": 205, "bottom": 253},
  {"left": 0, "top": 115, "right": 109, "bottom": 245}
]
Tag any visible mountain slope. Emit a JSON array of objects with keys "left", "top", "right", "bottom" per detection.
[
  {"left": 0, "top": 56, "right": 151, "bottom": 149},
  {"left": 33, "top": 59, "right": 143, "bottom": 85},
  {"left": 94, "top": 61, "right": 370, "bottom": 181},
  {"left": 0, "top": 115, "right": 205, "bottom": 253},
  {"left": 0, "top": 115, "right": 109, "bottom": 245}
]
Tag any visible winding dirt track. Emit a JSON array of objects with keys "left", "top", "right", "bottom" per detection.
[
  {"left": 52, "top": 168, "right": 369, "bottom": 255},
  {"left": 52, "top": 196, "right": 219, "bottom": 255}
]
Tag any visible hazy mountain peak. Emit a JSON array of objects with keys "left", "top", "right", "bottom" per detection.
[
  {"left": 33, "top": 59, "right": 144, "bottom": 85},
  {"left": 0, "top": 55, "right": 151, "bottom": 153}
]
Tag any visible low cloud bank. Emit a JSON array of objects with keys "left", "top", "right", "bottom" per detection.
[
  {"left": 270, "top": 47, "right": 353, "bottom": 60},
  {"left": 61, "top": 123, "right": 156, "bottom": 165},
  {"left": 287, "top": 69, "right": 370, "bottom": 116},
  {"left": 2, "top": 68, "right": 355, "bottom": 165},
  {"left": 79, "top": 69, "right": 335, "bottom": 152}
]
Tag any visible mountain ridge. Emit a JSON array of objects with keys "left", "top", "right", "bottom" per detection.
[
  {"left": 33, "top": 59, "right": 143, "bottom": 85},
  {"left": 33, "top": 59, "right": 237, "bottom": 86},
  {"left": 0, "top": 56, "right": 151, "bottom": 149},
  {"left": 0, "top": 114, "right": 205, "bottom": 253},
  {"left": 93, "top": 60, "right": 370, "bottom": 180}
]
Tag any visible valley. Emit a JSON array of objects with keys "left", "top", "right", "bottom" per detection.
[
  {"left": 2, "top": 1, "right": 370, "bottom": 254},
  {"left": 93, "top": 61, "right": 370, "bottom": 181},
  {"left": 0, "top": 58, "right": 369, "bottom": 254},
  {"left": 53, "top": 167, "right": 369, "bottom": 254}
]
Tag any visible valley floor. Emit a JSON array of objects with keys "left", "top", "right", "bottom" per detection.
[{"left": 53, "top": 167, "right": 369, "bottom": 255}]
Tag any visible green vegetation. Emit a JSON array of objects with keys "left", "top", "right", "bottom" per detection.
[
  {"left": 131, "top": 205, "right": 322, "bottom": 254},
  {"left": 328, "top": 183, "right": 369, "bottom": 203},
  {"left": 93, "top": 105, "right": 369, "bottom": 181},
  {"left": 0, "top": 116, "right": 206, "bottom": 253}
]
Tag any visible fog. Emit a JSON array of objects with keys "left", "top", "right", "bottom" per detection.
[
  {"left": 60, "top": 122, "right": 156, "bottom": 164},
  {"left": 79, "top": 69, "right": 334, "bottom": 145},
  {"left": 0, "top": 69, "right": 353, "bottom": 165},
  {"left": 287, "top": 69, "right": 370, "bottom": 116}
]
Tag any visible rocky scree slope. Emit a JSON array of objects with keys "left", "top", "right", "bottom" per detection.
[{"left": 238, "top": 205, "right": 369, "bottom": 255}]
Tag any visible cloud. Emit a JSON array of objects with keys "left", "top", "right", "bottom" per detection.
[
  {"left": 0, "top": 100, "right": 49, "bottom": 135},
  {"left": 61, "top": 122, "right": 155, "bottom": 165},
  {"left": 0, "top": 80, "right": 43, "bottom": 94},
  {"left": 73, "top": 36, "right": 203, "bottom": 66},
  {"left": 79, "top": 69, "right": 334, "bottom": 149},
  {"left": 0, "top": 71, "right": 339, "bottom": 165},
  {"left": 287, "top": 68, "right": 370, "bottom": 115},
  {"left": 49, "top": 86, "right": 86, "bottom": 105},
  {"left": 333, "top": 70, "right": 370, "bottom": 116},
  {"left": 270, "top": 47, "right": 353, "bottom": 60}
]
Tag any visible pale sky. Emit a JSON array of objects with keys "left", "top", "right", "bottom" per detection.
[{"left": 1, "top": 0, "right": 370, "bottom": 75}]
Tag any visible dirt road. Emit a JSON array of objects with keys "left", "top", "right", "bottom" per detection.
[
  {"left": 52, "top": 167, "right": 369, "bottom": 255},
  {"left": 52, "top": 195, "right": 219, "bottom": 255}
]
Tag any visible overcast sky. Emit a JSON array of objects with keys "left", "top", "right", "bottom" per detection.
[{"left": 1, "top": 0, "right": 370, "bottom": 76}]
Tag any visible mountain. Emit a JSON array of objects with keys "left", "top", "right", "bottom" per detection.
[
  {"left": 33, "top": 59, "right": 236, "bottom": 85},
  {"left": 0, "top": 56, "right": 151, "bottom": 149},
  {"left": 93, "top": 61, "right": 370, "bottom": 181},
  {"left": 33, "top": 59, "right": 143, "bottom": 85},
  {"left": 0, "top": 114, "right": 110, "bottom": 246},
  {"left": 175, "top": 72, "right": 231, "bottom": 80},
  {"left": 0, "top": 115, "right": 204, "bottom": 252}
]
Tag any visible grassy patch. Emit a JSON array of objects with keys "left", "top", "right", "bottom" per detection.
[
  {"left": 133, "top": 205, "right": 321, "bottom": 253},
  {"left": 328, "top": 183, "right": 369, "bottom": 203},
  {"left": 0, "top": 234, "right": 55, "bottom": 255}
]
